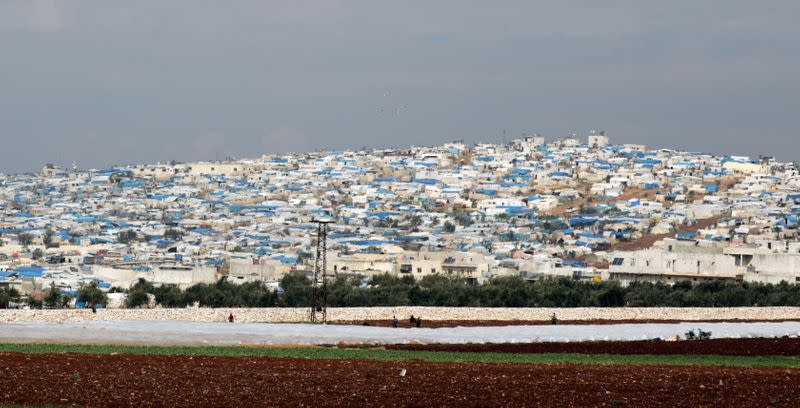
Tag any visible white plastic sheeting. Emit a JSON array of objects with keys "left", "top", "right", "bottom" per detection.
[{"left": 1, "top": 321, "right": 799, "bottom": 346}]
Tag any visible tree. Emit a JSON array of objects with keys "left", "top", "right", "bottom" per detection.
[
  {"left": 125, "top": 278, "right": 158, "bottom": 308},
  {"left": 277, "top": 272, "right": 312, "bottom": 307},
  {"left": 180, "top": 279, "right": 238, "bottom": 308},
  {"left": 153, "top": 284, "right": 184, "bottom": 307},
  {"left": 21, "top": 271, "right": 800, "bottom": 309},
  {"left": 0, "top": 291, "right": 10, "bottom": 309},
  {"left": 0, "top": 288, "right": 20, "bottom": 309},
  {"left": 454, "top": 213, "right": 473, "bottom": 226},
  {"left": 18, "top": 233, "right": 33, "bottom": 248},
  {"left": 408, "top": 215, "right": 423, "bottom": 227},
  {"left": 118, "top": 230, "right": 139, "bottom": 245},
  {"left": 43, "top": 229, "right": 59, "bottom": 249},
  {"left": 163, "top": 228, "right": 184, "bottom": 241},
  {"left": 443, "top": 221, "right": 456, "bottom": 233},
  {"left": 44, "top": 283, "right": 62, "bottom": 308},
  {"left": 78, "top": 281, "right": 108, "bottom": 307},
  {"left": 32, "top": 248, "right": 44, "bottom": 260},
  {"left": 27, "top": 292, "right": 43, "bottom": 308},
  {"left": 598, "top": 285, "right": 626, "bottom": 307},
  {"left": 130, "top": 278, "right": 155, "bottom": 293},
  {"left": 126, "top": 278, "right": 155, "bottom": 308},
  {"left": 125, "top": 290, "right": 150, "bottom": 308}
]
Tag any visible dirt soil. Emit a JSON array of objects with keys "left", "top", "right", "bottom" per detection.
[
  {"left": 335, "top": 318, "right": 800, "bottom": 328},
  {"left": 385, "top": 337, "right": 800, "bottom": 356},
  {"left": 608, "top": 214, "right": 725, "bottom": 252},
  {"left": 1, "top": 353, "right": 798, "bottom": 407}
]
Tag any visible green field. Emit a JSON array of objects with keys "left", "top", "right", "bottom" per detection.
[{"left": 0, "top": 343, "right": 798, "bottom": 368}]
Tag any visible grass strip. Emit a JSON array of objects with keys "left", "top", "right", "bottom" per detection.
[{"left": 0, "top": 343, "right": 798, "bottom": 368}]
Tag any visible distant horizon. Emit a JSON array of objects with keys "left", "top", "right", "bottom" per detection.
[{"left": 2, "top": 132, "right": 787, "bottom": 176}]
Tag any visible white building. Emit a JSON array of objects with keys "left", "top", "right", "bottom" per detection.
[
  {"left": 587, "top": 131, "right": 609, "bottom": 148},
  {"left": 608, "top": 238, "right": 800, "bottom": 285},
  {"left": 513, "top": 135, "right": 546, "bottom": 153}
]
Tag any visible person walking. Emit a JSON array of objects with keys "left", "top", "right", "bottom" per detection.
[
  {"left": 228, "top": 313, "right": 235, "bottom": 323},
  {"left": 391, "top": 316, "right": 399, "bottom": 328}
]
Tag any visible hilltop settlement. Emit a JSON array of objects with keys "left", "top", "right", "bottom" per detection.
[{"left": 2, "top": 131, "right": 800, "bottom": 307}]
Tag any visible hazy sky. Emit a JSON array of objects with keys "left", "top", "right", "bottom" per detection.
[{"left": 2, "top": 1, "right": 799, "bottom": 173}]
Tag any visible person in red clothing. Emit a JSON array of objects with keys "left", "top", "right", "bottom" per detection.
[{"left": 228, "top": 313, "right": 235, "bottom": 323}]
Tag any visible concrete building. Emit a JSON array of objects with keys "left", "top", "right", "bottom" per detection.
[
  {"left": 608, "top": 238, "right": 800, "bottom": 285},
  {"left": 513, "top": 135, "right": 546, "bottom": 153},
  {"left": 227, "top": 257, "right": 286, "bottom": 284},
  {"left": 587, "top": 131, "right": 609, "bottom": 148},
  {"left": 393, "top": 250, "right": 494, "bottom": 283}
]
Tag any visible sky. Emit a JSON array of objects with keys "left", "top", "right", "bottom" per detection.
[{"left": 1, "top": 1, "right": 799, "bottom": 173}]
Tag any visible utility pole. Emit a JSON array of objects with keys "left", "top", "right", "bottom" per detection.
[{"left": 311, "top": 216, "right": 333, "bottom": 322}]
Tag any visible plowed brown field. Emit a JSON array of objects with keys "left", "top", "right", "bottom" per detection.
[
  {"left": 0, "top": 353, "right": 798, "bottom": 407},
  {"left": 385, "top": 337, "right": 800, "bottom": 356}
]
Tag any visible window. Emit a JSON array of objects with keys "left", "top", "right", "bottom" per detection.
[
  {"left": 431, "top": 268, "right": 436, "bottom": 273},
  {"left": 611, "top": 258, "right": 624, "bottom": 266},
  {"left": 417, "top": 267, "right": 422, "bottom": 273}
]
